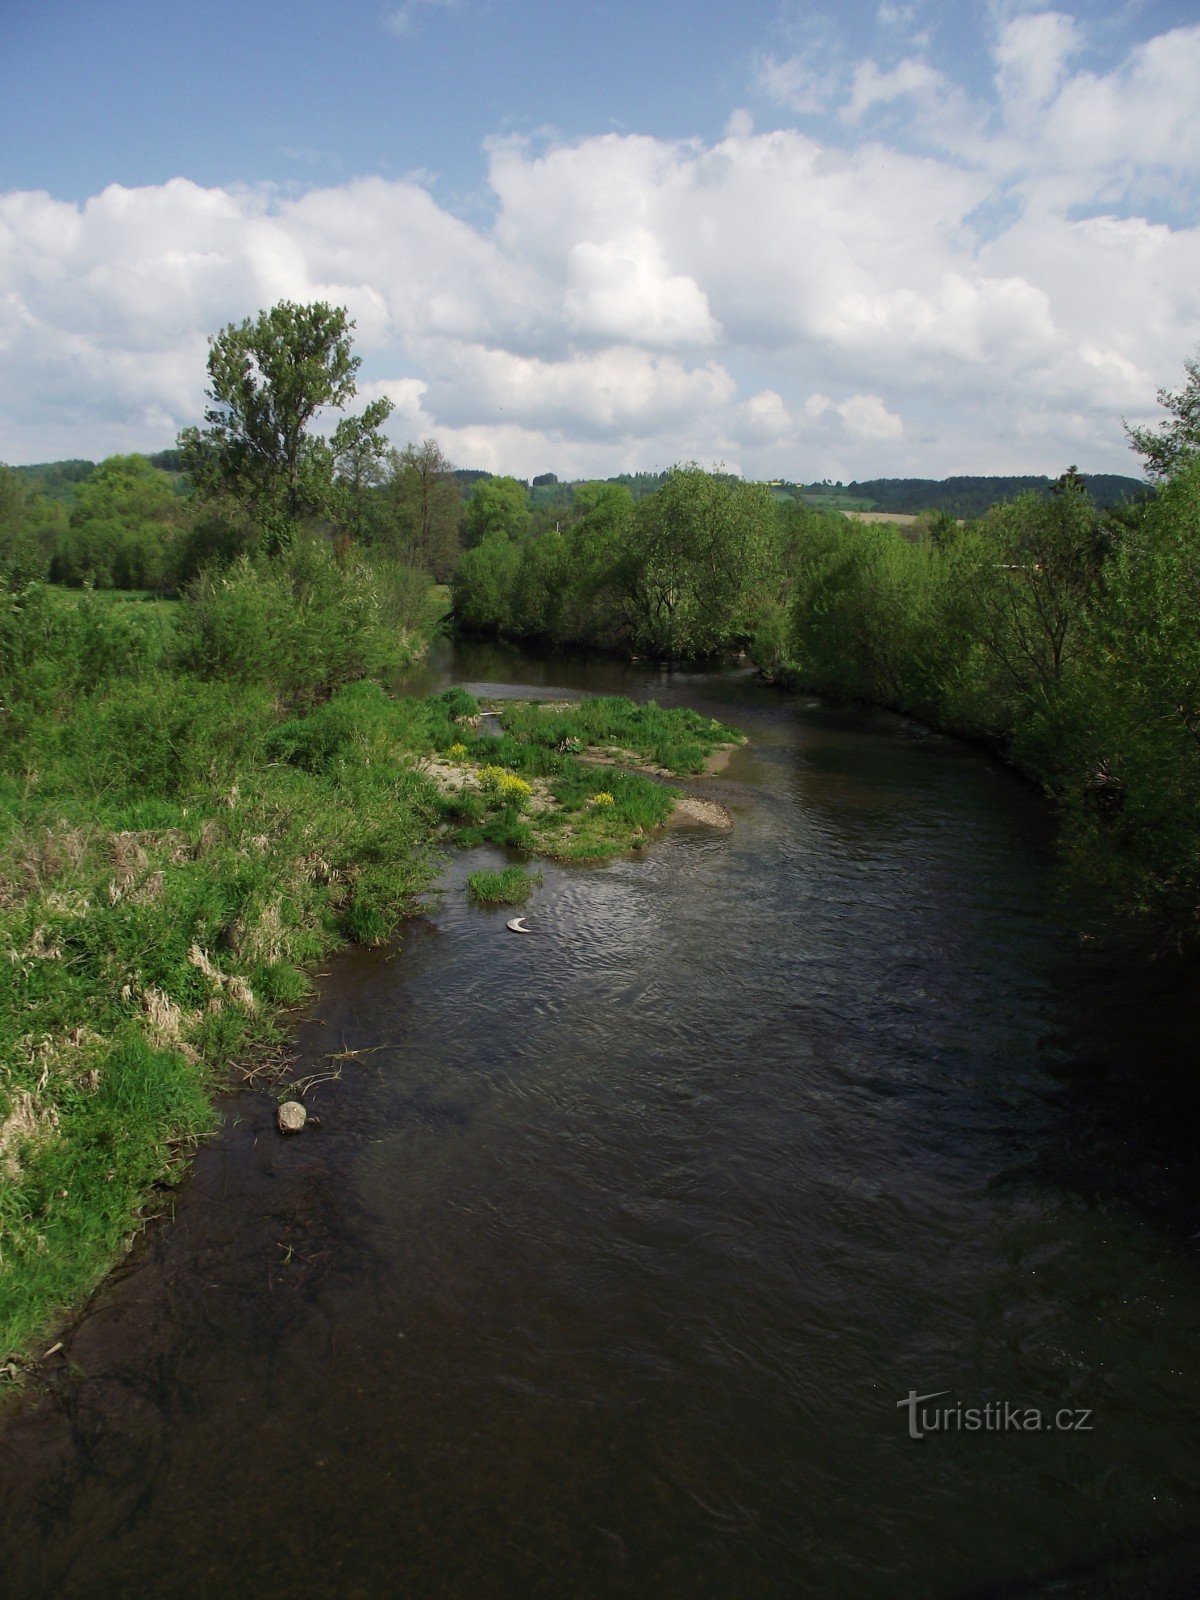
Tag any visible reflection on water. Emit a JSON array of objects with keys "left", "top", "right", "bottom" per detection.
[{"left": 1, "top": 640, "right": 1199, "bottom": 1600}]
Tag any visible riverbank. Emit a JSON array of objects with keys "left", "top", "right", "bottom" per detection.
[
  {"left": 6, "top": 637, "right": 1195, "bottom": 1600},
  {"left": 0, "top": 666, "right": 743, "bottom": 1370}
]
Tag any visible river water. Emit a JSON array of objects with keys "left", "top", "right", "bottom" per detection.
[{"left": 2, "top": 639, "right": 1199, "bottom": 1600}]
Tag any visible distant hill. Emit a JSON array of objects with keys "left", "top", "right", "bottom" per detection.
[
  {"left": 792, "top": 474, "right": 1151, "bottom": 519},
  {"left": 9, "top": 456, "right": 1152, "bottom": 522},
  {"left": 8, "top": 459, "right": 96, "bottom": 503}
]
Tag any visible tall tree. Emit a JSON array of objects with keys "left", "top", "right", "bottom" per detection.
[
  {"left": 179, "top": 301, "right": 392, "bottom": 546},
  {"left": 382, "top": 440, "right": 462, "bottom": 578}
]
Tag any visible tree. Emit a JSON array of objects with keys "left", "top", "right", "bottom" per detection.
[
  {"left": 463, "top": 476, "right": 530, "bottom": 545},
  {"left": 381, "top": 439, "right": 462, "bottom": 578},
  {"left": 966, "top": 468, "right": 1108, "bottom": 710},
  {"left": 49, "top": 454, "right": 179, "bottom": 590},
  {"left": 179, "top": 301, "right": 392, "bottom": 545},
  {"left": 0, "top": 465, "right": 66, "bottom": 587},
  {"left": 622, "top": 466, "right": 775, "bottom": 657},
  {"left": 1125, "top": 349, "right": 1200, "bottom": 481}
]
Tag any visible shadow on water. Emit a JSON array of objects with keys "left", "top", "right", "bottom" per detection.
[{"left": 1, "top": 638, "right": 1199, "bottom": 1600}]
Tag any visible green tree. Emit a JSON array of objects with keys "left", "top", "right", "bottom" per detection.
[
  {"left": 451, "top": 534, "right": 523, "bottom": 634},
  {"left": 180, "top": 301, "right": 392, "bottom": 546},
  {"left": 50, "top": 454, "right": 178, "bottom": 590},
  {"left": 967, "top": 468, "right": 1108, "bottom": 709},
  {"left": 382, "top": 439, "right": 463, "bottom": 578},
  {"left": 622, "top": 466, "right": 775, "bottom": 657},
  {"left": 1049, "top": 461, "right": 1200, "bottom": 935},
  {"left": 331, "top": 409, "right": 393, "bottom": 543},
  {"left": 0, "top": 465, "right": 66, "bottom": 587},
  {"left": 463, "top": 476, "right": 530, "bottom": 546},
  {"left": 1125, "top": 350, "right": 1200, "bottom": 481}
]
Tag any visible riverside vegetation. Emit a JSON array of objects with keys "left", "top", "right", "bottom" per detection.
[
  {"left": 453, "top": 372, "right": 1200, "bottom": 951},
  {"left": 0, "top": 558, "right": 737, "bottom": 1364},
  {"left": 2, "top": 297, "right": 1197, "bottom": 1362},
  {"left": 0, "top": 302, "right": 740, "bottom": 1366}
]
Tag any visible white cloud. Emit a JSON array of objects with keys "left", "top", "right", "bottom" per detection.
[
  {"left": 382, "top": 0, "right": 459, "bottom": 37},
  {"left": 755, "top": 52, "right": 840, "bottom": 116},
  {"left": 563, "top": 233, "right": 720, "bottom": 347},
  {"left": 2, "top": 13, "right": 1199, "bottom": 478},
  {"left": 841, "top": 58, "right": 946, "bottom": 124},
  {"left": 993, "top": 11, "right": 1085, "bottom": 118}
]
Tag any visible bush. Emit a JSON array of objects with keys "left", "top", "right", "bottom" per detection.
[{"left": 176, "top": 541, "right": 406, "bottom": 704}]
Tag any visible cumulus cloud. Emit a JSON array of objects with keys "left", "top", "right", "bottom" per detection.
[{"left": 1, "top": 10, "right": 1199, "bottom": 477}]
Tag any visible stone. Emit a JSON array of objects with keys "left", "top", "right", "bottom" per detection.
[{"left": 276, "top": 1100, "right": 307, "bottom": 1134}]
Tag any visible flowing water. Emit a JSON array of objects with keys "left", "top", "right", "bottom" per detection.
[{"left": 2, "top": 639, "right": 1199, "bottom": 1600}]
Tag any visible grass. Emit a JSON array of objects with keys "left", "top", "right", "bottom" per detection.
[
  {"left": 430, "top": 694, "right": 738, "bottom": 864},
  {"left": 495, "top": 696, "right": 743, "bottom": 774},
  {"left": 0, "top": 617, "right": 742, "bottom": 1365},
  {"left": 466, "top": 866, "right": 539, "bottom": 904},
  {"left": 0, "top": 672, "right": 473, "bottom": 1365}
]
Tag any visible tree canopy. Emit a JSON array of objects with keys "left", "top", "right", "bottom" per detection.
[
  {"left": 463, "top": 476, "right": 531, "bottom": 545},
  {"left": 179, "top": 300, "right": 392, "bottom": 543}
]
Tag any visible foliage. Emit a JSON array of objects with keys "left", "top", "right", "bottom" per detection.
[
  {"left": 793, "top": 474, "right": 1149, "bottom": 519},
  {"left": 496, "top": 696, "right": 741, "bottom": 774},
  {"left": 1125, "top": 349, "right": 1200, "bottom": 481},
  {"left": 463, "top": 475, "right": 530, "bottom": 546},
  {"left": 174, "top": 540, "right": 420, "bottom": 705},
  {"left": 49, "top": 454, "right": 179, "bottom": 591},
  {"left": 1046, "top": 462, "right": 1200, "bottom": 937},
  {"left": 0, "top": 466, "right": 67, "bottom": 588},
  {"left": 622, "top": 467, "right": 776, "bottom": 657},
  {"left": 451, "top": 465, "right": 777, "bottom": 658},
  {"left": 380, "top": 439, "right": 463, "bottom": 578},
  {"left": 179, "top": 300, "right": 392, "bottom": 547},
  {"left": 477, "top": 765, "right": 534, "bottom": 803}
]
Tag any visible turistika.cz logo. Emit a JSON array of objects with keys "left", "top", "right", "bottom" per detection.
[{"left": 898, "top": 1390, "right": 1093, "bottom": 1440}]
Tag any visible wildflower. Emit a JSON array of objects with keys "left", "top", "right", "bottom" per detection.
[{"left": 478, "top": 765, "right": 533, "bottom": 800}]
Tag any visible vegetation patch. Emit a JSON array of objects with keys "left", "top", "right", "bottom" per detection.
[
  {"left": 466, "top": 867, "right": 539, "bottom": 905},
  {"left": 494, "top": 696, "right": 743, "bottom": 775},
  {"left": 422, "top": 695, "right": 739, "bottom": 863}
]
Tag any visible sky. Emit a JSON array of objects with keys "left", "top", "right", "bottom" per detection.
[{"left": 1, "top": 0, "right": 1198, "bottom": 481}]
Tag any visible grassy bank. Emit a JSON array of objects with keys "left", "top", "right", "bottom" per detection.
[
  {"left": 0, "top": 678, "right": 453, "bottom": 1364},
  {"left": 0, "top": 576, "right": 740, "bottom": 1364}
]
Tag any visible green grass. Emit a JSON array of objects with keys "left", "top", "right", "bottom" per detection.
[
  {"left": 0, "top": 673, "right": 463, "bottom": 1365},
  {"left": 495, "top": 696, "right": 742, "bottom": 774},
  {"left": 466, "top": 866, "right": 539, "bottom": 904},
  {"left": 0, "top": 633, "right": 737, "bottom": 1363}
]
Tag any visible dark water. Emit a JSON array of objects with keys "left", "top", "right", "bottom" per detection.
[{"left": 2, "top": 640, "right": 1200, "bottom": 1600}]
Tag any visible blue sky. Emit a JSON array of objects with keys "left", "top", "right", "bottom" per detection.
[{"left": 2, "top": 0, "right": 1199, "bottom": 478}]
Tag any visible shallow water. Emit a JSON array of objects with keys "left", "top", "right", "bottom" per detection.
[{"left": 2, "top": 640, "right": 1199, "bottom": 1600}]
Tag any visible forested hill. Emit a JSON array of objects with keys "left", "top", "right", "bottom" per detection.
[
  {"left": 10, "top": 451, "right": 183, "bottom": 501},
  {"left": 796, "top": 474, "right": 1150, "bottom": 518},
  {"left": 12, "top": 456, "right": 1149, "bottom": 522}
]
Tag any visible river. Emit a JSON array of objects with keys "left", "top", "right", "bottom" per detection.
[{"left": 1, "top": 638, "right": 1198, "bottom": 1599}]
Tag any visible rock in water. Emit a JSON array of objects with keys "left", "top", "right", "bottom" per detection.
[{"left": 276, "top": 1100, "right": 307, "bottom": 1134}]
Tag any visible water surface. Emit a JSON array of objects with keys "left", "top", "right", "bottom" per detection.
[{"left": 2, "top": 640, "right": 1198, "bottom": 1600}]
